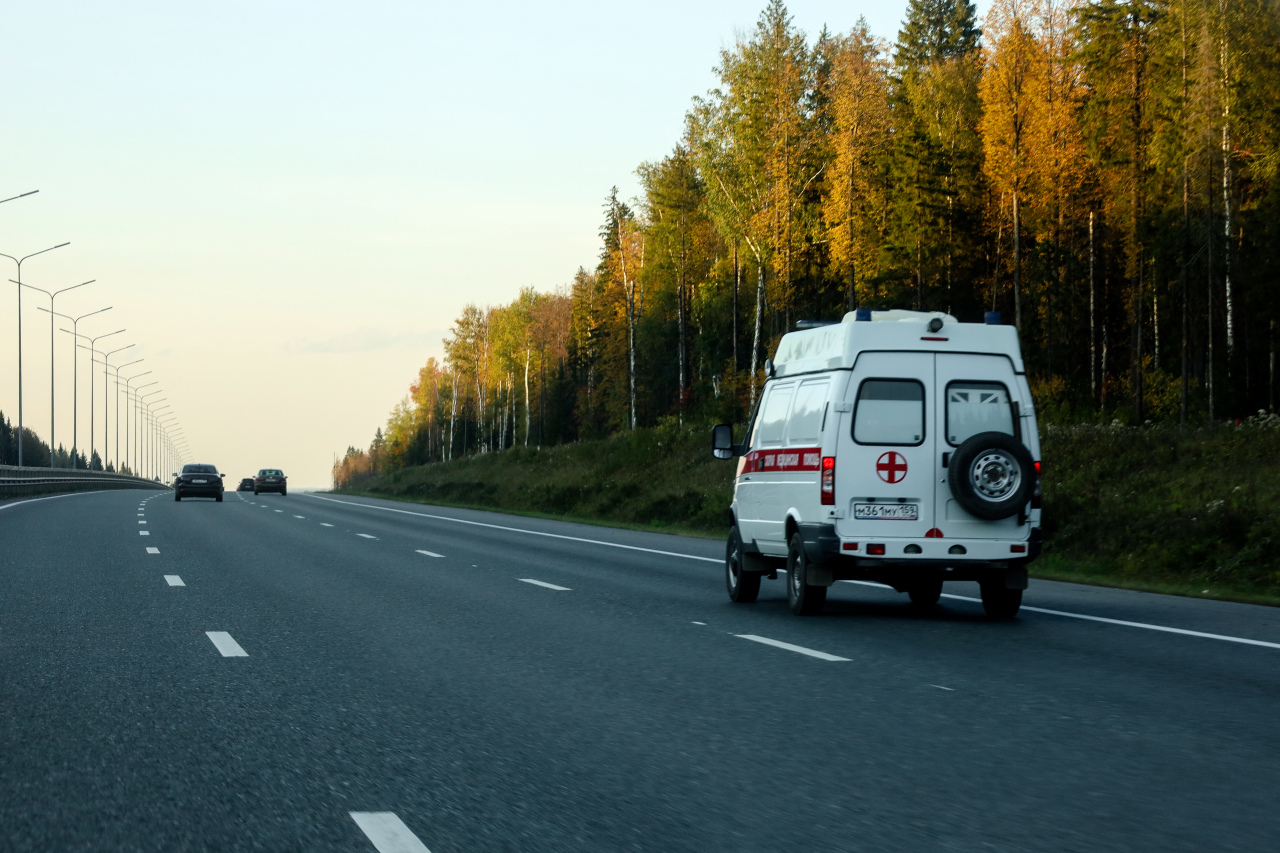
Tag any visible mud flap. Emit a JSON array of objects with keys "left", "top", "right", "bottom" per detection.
[{"left": 806, "top": 564, "right": 835, "bottom": 587}]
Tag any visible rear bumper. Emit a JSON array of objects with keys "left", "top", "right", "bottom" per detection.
[
  {"left": 255, "top": 483, "right": 285, "bottom": 492},
  {"left": 799, "top": 522, "right": 1042, "bottom": 567},
  {"left": 176, "top": 485, "right": 222, "bottom": 496}
]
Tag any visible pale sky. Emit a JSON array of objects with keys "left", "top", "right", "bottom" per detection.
[{"left": 0, "top": 0, "right": 989, "bottom": 489}]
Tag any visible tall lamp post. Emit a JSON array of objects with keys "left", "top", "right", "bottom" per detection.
[
  {"left": 43, "top": 307, "right": 112, "bottom": 467},
  {"left": 103, "top": 350, "right": 137, "bottom": 471},
  {"left": 126, "top": 380, "right": 157, "bottom": 475},
  {"left": 117, "top": 368, "right": 150, "bottom": 473},
  {"left": 70, "top": 328, "right": 125, "bottom": 469},
  {"left": 139, "top": 391, "right": 164, "bottom": 478},
  {"left": 0, "top": 241, "right": 70, "bottom": 465},
  {"left": 15, "top": 278, "right": 94, "bottom": 465},
  {"left": 153, "top": 411, "right": 175, "bottom": 479}
]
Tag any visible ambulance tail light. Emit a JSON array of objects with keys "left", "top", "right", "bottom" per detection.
[
  {"left": 820, "top": 456, "right": 836, "bottom": 505},
  {"left": 1031, "top": 460, "right": 1042, "bottom": 509}
]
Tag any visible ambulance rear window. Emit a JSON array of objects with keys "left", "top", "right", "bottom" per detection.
[
  {"left": 853, "top": 380, "right": 924, "bottom": 446},
  {"left": 946, "top": 382, "right": 1015, "bottom": 445}
]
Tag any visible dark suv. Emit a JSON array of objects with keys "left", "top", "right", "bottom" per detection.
[
  {"left": 174, "top": 464, "right": 225, "bottom": 501},
  {"left": 254, "top": 469, "right": 287, "bottom": 496},
  {"left": 238, "top": 478, "right": 254, "bottom": 491}
]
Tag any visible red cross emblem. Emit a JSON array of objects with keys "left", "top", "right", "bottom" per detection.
[{"left": 876, "top": 451, "right": 908, "bottom": 484}]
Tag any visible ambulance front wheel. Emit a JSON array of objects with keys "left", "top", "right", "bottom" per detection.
[
  {"left": 725, "top": 528, "right": 761, "bottom": 603},
  {"left": 908, "top": 577, "right": 943, "bottom": 607},
  {"left": 787, "top": 533, "right": 827, "bottom": 616}
]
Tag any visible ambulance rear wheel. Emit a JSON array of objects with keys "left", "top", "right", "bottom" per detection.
[
  {"left": 908, "top": 577, "right": 943, "bottom": 607},
  {"left": 980, "top": 582, "right": 1022, "bottom": 619},
  {"left": 725, "top": 528, "right": 761, "bottom": 603},
  {"left": 787, "top": 533, "right": 826, "bottom": 616}
]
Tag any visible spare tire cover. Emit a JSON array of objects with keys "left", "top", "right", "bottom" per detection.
[{"left": 948, "top": 431, "right": 1035, "bottom": 521}]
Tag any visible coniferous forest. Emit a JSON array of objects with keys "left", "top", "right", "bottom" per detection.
[{"left": 336, "top": 0, "right": 1280, "bottom": 484}]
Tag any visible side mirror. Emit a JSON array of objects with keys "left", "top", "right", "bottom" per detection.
[
  {"left": 712, "top": 424, "right": 738, "bottom": 459},
  {"left": 171, "top": 472, "right": 177, "bottom": 478},
  {"left": 219, "top": 473, "right": 225, "bottom": 478}
]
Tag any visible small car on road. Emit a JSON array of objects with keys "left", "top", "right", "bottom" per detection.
[
  {"left": 173, "top": 464, "right": 225, "bottom": 502},
  {"left": 254, "top": 469, "right": 287, "bottom": 496},
  {"left": 238, "top": 478, "right": 254, "bottom": 491}
]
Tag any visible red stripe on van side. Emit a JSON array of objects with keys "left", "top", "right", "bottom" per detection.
[{"left": 744, "top": 447, "right": 823, "bottom": 472}]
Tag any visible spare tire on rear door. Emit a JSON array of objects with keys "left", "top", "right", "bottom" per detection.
[{"left": 948, "top": 431, "right": 1035, "bottom": 521}]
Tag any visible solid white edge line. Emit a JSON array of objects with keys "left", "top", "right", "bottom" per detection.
[
  {"left": 0, "top": 491, "right": 110, "bottom": 512},
  {"left": 842, "top": 580, "right": 1280, "bottom": 651},
  {"left": 146, "top": 547, "right": 160, "bottom": 554},
  {"left": 415, "top": 550, "right": 444, "bottom": 558},
  {"left": 165, "top": 575, "right": 185, "bottom": 586},
  {"left": 350, "top": 812, "right": 432, "bottom": 853},
  {"left": 205, "top": 631, "right": 248, "bottom": 657},
  {"left": 304, "top": 493, "right": 721, "bottom": 563},
  {"left": 734, "top": 634, "right": 850, "bottom": 661},
  {"left": 518, "top": 578, "right": 571, "bottom": 591}
]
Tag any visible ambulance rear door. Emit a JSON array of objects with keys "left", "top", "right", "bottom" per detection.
[
  {"left": 933, "top": 353, "right": 1027, "bottom": 539},
  {"left": 834, "top": 352, "right": 937, "bottom": 541}
]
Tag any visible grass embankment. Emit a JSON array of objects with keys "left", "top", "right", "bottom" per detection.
[{"left": 343, "top": 415, "right": 1280, "bottom": 604}]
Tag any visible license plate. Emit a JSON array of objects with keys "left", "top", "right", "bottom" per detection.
[
  {"left": 193, "top": 479, "right": 207, "bottom": 484},
  {"left": 855, "top": 503, "right": 918, "bottom": 521}
]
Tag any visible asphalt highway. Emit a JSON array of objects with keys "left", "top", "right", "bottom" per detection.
[{"left": 2, "top": 488, "right": 1278, "bottom": 852}]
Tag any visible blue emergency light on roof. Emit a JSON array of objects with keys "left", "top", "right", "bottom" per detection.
[
  {"left": 855, "top": 307, "right": 872, "bottom": 321},
  {"left": 985, "top": 311, "right": 1002, "bottom": 325}
]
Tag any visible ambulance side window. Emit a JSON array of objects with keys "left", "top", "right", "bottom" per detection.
[
  {"left": 756, "top": 384, "right": 794, "bottom": 447},
  {"left": 853, "top": 379, "right": 925, "bottom": 446},
  {"left": 946, "top": 381, "right": 1014, "bottom": 446},
  {"left": 787, "top": 380, "right": 829, "bottom": 445}
]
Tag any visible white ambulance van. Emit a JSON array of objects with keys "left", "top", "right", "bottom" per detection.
[{"left": 712, "top": 309, "right": 1042, "bottom": 618}]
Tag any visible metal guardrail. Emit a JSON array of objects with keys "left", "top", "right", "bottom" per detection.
[{"left": 0, "top": 464, "right": 168, "bottom": 498}]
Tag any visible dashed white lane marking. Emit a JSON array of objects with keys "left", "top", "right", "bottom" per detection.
[
  {"left": 357, "top": 533, "right": 377, "bottom": 539},
  {"left": 205, "top": 631, "right": 248, "bottom": 657},
  {"left": 139, "top": 530, "right": 150, "bottom": 536},
  {"left": 519, "top": 578, "right": 571, "bottom": 591},
  {"left": 350, "top": 812, "right": 432, "bottom": 853},
  {"left": 274, "top": 509, "right": 283, "bottom": 513},
  {"left": 320, "top": 523, "right": 335, "bottom": 527},
  {"left": 138, "top": 520, "right": 146, "bottom": 524},
  {"left": 165, "top": 575, "right": 185, "bottom": 587},
  {"left": 930, "top": 684, "right": 954, "bottom": 691},
  {"left": 137, "top": 513, "right": 144, "bottom": 516},
  {"left": 734, "top": 634, "right": 850, "bottom": 662},
  {"left": 304, "top": 494, "right": 721, "bottom": 563},
  {"left": 692, "top": 621, "right": 707, "bottom": 625},
  {"left": 841, "top": 580, "right": 1280, "bottom": 651},
  {"left": 293, "top": 515, "right": 305, "bottom": 519},
  {"left": 415, "top": 550, "right": 444, "bottom": 558},
  {"left": 146, "top": 547, "right": 160, "bottom": 554}
]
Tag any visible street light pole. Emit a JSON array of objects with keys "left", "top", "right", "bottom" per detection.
[
  {"left": 139, "top": 391, "right": 164, "bottom": 478},
  {"left": 117, "top": 367, "right": 148, "bottom": 473},
  {"left": 103, "top": 351, "right": 138, "bottom": 471},
  {"left": 70, "top": 327, "right": 124, "bottom": 469},
  {"left": 15, "top": 278, "right": 95, "bottom": 465},
  {"left": 44, "top": 307, "right": 112, "bottom": 468},
  {"left": 127, "top": 380, "right": 157, "bottom": 475},
  {"left": 0, "top": 241, "right": 70, "bottom": 465}
]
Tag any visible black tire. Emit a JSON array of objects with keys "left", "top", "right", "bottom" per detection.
[
  {"left": 174, "top": 493, "right": 181, "bottom": 502},
  {"left": 215, "top": 493, "right": 223, "bottom": 502},
  {"left": 786, "top": 533, "right": 826, "bottom": 616},
  {"left": 949, "top": 431, "right": 1036, "bottom": 521},
  {"left": 725, "top": 527, "right": 761, "bottom": 603},
  {"left": 253, "top": 489, "right": 258, "bottom": 495},
  {"left": 908, "top": 577, "right": 943, "bottom": 607},
  {"left": 980, "top": 581, "right": 1022, "bottom": 619},
  {"left": 281, "top": 488, "right": 287, "bottom": 496}
]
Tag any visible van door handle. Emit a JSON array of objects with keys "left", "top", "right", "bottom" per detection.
[{"left": 941, "top": 452, "right": 951, "bottom": 468}]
